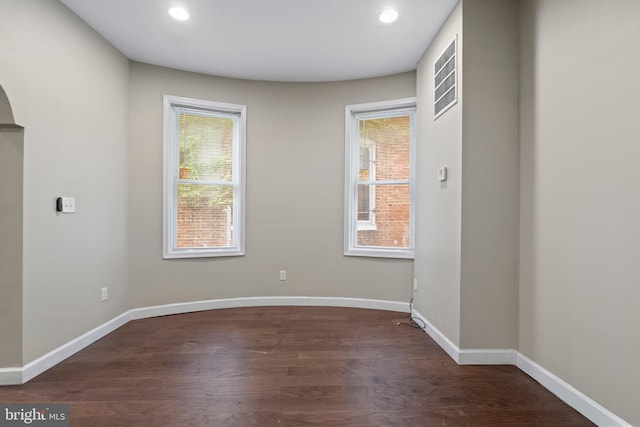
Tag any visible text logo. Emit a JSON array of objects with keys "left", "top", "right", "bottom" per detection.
[{"left": 0, "top": 405, "right": 68, "bottom": 427}]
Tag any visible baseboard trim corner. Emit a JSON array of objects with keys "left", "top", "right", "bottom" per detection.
[
  {"left": 515, "top": 353, "right": 631, "bottom": 427},
  {"left": 21, "top": 311, "right": 131, "bottom": 384},
  {"left": 0, "top": 368, "right": 22, "bottom": 386},
  {"left": 410, "top": 308, "right": 461, "bottom": 362},
  {"left": 412, "top": 308, "right": 631, "bottom": 427}
]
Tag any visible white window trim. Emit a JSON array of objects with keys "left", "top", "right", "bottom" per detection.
[
  {"left": 162, "top": 95, "right": 246, "bottom": 259},
  {"left": 344, "top": 97, "right": 416, "bottom": 259}
]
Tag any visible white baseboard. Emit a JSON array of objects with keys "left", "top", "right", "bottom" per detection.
[
  {"left": 412, "top": 308, "right": 631, "bottom": 427},
  {"left": 22, "top": 311, "right": 131, "bottom": 384},
  {"left": 129, "top": 296, "right": 410, "bottom": 320},
  {"left": 410, "top": 308, "right": 460, "bottom": 362},
  {"left": 515, "top": 353, "right": 631, "bottom": 427},
  {"left": 0, "top": 297, "right": 409, "bottom": 386},
  {"left": 0, "top": 367, "right": 22, "bottom": 386}
]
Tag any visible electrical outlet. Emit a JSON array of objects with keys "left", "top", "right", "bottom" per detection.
[
  {"left": 101, "top": 287, "right": 108, "bottom": 301},
  {"left": 413, "top": 278, "right": 418, "bottom": 291},
  {"left": 279, "top": 270, "right": 287, "bottom": 281},
  {"left": 438, "top": 166, "right": 448, "bottom": 182}
]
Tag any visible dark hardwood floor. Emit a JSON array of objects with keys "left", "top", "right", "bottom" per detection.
[{"left": 0, "top": 307, "right": 594, "bottom": 426}]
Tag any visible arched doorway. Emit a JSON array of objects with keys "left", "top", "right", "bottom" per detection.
[{"left": 0, "top": 84, "right": 23, "bottom": 370}]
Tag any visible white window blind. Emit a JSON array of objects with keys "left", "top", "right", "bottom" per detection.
[{"left": 163, "top": 95, "right": 246, "bottom": 258}]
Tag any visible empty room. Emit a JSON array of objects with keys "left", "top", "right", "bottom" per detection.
[{"left": 0, "top": 0, "right": 638, "bottom": 425}]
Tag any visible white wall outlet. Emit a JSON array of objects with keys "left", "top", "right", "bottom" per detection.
[
  {"left": 413, "top": 278, "right": 418, "bottom": 291},
  {"left": 61, "top": 197, "right": 76, "bottom": 213},
  {"left": 101, "top": 287, "right": 108, "bottom": 301},
  {"left": 279, "top": 270, "right": 287, "bottom": 281}
]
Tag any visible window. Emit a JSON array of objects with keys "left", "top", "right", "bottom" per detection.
[
  {"left": 344, "top": 98, "right": 416, "bottom": 259},
  {"left": 163, "top": 95, "right": 246, "bottom": 258}
]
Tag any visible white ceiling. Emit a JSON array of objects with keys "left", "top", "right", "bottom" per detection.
[{"left": 60, "top": 0, "right": 457, "bottom": 82}]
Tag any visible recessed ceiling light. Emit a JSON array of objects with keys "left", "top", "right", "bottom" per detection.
[
  {"left": 379, "top": 9, "right": 398, "bottom": 24},
  {"left": 169, "top": 7, "right": 189, "bottom": 21},
  {"left": 379, "top": 9, "right": 399, "bottom": 24}
]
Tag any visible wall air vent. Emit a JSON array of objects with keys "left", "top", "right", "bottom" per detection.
[{"left": 434, "top": 36, "right": 457, "bottom": 119}]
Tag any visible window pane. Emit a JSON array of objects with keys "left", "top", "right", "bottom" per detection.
[
  {"left": 178, "top": 113, "right": 234, "bottom": 181},
  {"left": 357, "top": 184, "right": 411, "bottom": 248},
  {"left": 359, "top": 116, "right": 410, "bottom": 181},
  {"left": 357, "top": 184, "right": 371, "bottom": 221},
  {"left": 176, "top": 183, "right": 233, "bottom": 249}
]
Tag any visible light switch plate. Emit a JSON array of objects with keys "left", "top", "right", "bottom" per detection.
[{"left": 61, "top": 197, "right": 76, "bottom": 213}]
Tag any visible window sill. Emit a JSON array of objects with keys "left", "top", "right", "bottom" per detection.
[
  {"left": 344, "top": 247, "right": 414, "bottom": 259},
  {"left": 163, "top": 248, "right": 245, "bottom": 259}
]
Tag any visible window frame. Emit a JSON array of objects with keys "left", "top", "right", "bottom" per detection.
[
  {"left": 162, "top": 95, "right": 246, "bottom": 259},
  {"left": 344, "top": 97, "right": 416, "bottom": 259}
]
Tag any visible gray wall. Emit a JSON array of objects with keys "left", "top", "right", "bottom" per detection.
[
  {"left": 519, "top": 0, "right": 640, "bottom": 424},
  {"left": 0, "top": 119, "right": 23, "bottom": 367},
  {"left": 418, "top": 0, "right": 638, "bottom": 423},
  {"left": 128, "top": 63, "right": 415, "bottom": 308},
  {"left": 414, "top": 2, "right": 463, "bottom": 346},
  {"left": 414, "top": 0, "right": 519, "bottom": 350},
  {"left": 459, "top": 0, "right": 519, "bottom": 349},
  {"left": 0, "top": 0, "right": 130, "bottom": 362}
]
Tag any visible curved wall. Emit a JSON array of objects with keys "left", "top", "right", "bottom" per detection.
[{"left": 128, "top": 63, "right": 416, "bottom": 308}]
